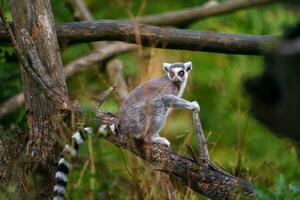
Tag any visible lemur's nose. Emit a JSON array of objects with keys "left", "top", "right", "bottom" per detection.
[{"left": 173, "top": 77, "right": 180, "bottom": 82}]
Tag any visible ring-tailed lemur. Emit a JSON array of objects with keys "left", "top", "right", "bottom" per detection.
[
  {"left": 118, "top": 61, "right": 199, "bottom": 146},
  {"left": 53, "top": 61, "right": 199, "bottom": 199}
]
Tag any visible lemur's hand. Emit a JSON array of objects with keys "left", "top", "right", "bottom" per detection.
[{"left": 190, "top": 101, "right": 200, "bottom": 112}]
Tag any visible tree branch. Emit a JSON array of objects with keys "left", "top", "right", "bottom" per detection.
[
  {"left": 64, "top": 0, "right": 278, "bottom": 27},
  {"left": 95, "top": 87, "right": 255, "bottom": 199},
  {"left": 0, "top": 20, "right": 276, "bottom": 54},
  {"left": 55, "top": 20, "right": 276, "bottom": 55},
  {"left": 63, "top": 42, "right": 136, "bottom": 77},
  {"left": 0, "top": 93, "right": 24, "bottom": 118},
  {"left": 106, "top": 59, "right": 129, "bottom": 101},
  {"left": 193, "top": 110, "right": 210, "bottom": 161},
  {"left": 136, "top": 0, "right": 279, "bottom": 27}
]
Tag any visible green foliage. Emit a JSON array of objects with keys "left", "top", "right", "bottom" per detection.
[{"left": 255, "top": 175, "right": 300, "bottom": 200}]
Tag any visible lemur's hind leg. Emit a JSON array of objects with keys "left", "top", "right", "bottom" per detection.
[{"left": 145, "top": 95, "right": 200, "bottom": 147}]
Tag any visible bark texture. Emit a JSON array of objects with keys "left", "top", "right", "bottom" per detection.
[{"left": 7, "top": 0, "right": 68, "bottom": 199}]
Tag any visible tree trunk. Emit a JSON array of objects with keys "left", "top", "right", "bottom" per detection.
[{"left": 8, "top": 0, "right": 68, "bottom": 199}]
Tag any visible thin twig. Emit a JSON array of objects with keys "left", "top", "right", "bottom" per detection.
[
  {"left": 186, "top": 145, "right": 201, "bottom": 165},
  {"left": 95, "top": 85, "right": 116, "bottom": 108},
  {"left": 107, "top": 59, "right": 128, "bottom": 101}
]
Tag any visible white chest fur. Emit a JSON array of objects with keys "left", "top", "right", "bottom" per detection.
[{"left": 177, "top": 78, "right": 187, "bottom": 97}]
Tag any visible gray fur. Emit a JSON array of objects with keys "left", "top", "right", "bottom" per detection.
[{"left": 118, "top": 62, "right": 199, "bottom": 146}]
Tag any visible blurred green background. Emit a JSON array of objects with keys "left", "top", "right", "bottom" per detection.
[{"left": 1, "top": 0, "right": 300, "bottom": 199}]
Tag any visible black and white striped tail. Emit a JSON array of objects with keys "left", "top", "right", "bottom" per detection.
[
  {"left": 53, "top": 118, "right": 118, "bottom": 200},
  {"left": 53, "top": 127, "right": 93, "bottom": 200}
]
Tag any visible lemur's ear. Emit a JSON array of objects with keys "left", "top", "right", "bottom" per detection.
[
  {"left": 163, "top": 63, "right": 171, "bottom": 72},
  {"left": 184, "top": 61, "right": 192, "bottom": 72}
]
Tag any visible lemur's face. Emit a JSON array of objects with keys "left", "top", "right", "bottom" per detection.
[{"left": 163, "top": 62, "right": 192, "bottom": 84}]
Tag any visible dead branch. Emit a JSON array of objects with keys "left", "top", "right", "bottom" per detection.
[
  {"left": 0, "top": 20, "right": 276, "bottom": 54},
  {"left": 53, "top": 20, "right": 276, "bottom": 55},
  {"left": 64, "top": 42, "right": 136, "bottom": 77},
  {"left": 192, "top": 110, "right": 210, "bottom": 161},
  {"left": 95, "top": 87, "right": 254, "bottom": 200},
  {"left": 136, "top": 0, "right": 278, "bottom": 27},
  {"left": 106, "top": 59, "right": 129, "bottom": 101}
]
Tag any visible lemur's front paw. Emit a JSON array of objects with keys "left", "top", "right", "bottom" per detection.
[
  {"left": 151, "top": 136, "right": 170, "bottom": 147},
  {"left": 191, "top": 101, "right": 200, "bottom": 112}
]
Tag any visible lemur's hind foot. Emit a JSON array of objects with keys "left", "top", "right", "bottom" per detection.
[
  {"left": 150, "top": 136, "right": 170, "bottom": 147},
  {"left": 98, "top": 123, "right": 118, "bottom": 136}
]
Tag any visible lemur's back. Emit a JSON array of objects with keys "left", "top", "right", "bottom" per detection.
[{"left": 118, "top": 75, "right": 179, "bottom": 136}]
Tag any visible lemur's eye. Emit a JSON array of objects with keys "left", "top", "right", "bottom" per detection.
[
  {"left": 170, "top": 71, "right": 175, "bottom": 77},
  {"left": 178, "top": 70, "right": 185, "bottom": 77}
]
